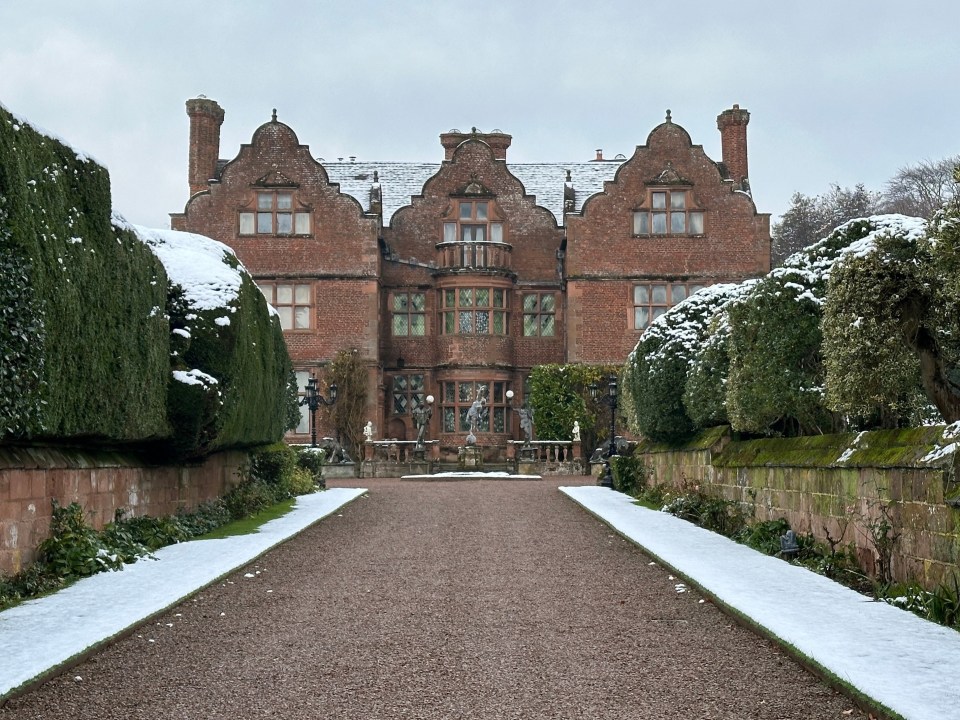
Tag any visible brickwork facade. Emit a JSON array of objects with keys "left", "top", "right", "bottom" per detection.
[{"left": 171, "top": 100, "right": 770, "bottom": 448}]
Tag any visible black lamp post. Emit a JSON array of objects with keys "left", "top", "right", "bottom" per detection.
[
  {"left": 300, "top": 375, "right": 338, "bottom": 448},
  {"left": 589, "top": 375, "right": 618, "bottom": 490}
]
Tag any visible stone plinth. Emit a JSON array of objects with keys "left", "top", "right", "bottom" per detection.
[{"left": 458, "top": 446, "right": 483, "bottom": 471}]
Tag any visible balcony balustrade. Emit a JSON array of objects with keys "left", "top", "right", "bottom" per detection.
[{"left": 436, "top": 241, "right": 513, "bottom": 272}]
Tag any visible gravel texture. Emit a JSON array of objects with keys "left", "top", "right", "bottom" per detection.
[{"left": 2, "top": 478, "right": 869, "bottom": 719}]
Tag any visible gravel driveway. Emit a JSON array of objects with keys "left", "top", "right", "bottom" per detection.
[{"left": 2, "top": 478, "right": 868, "bottom": 719}]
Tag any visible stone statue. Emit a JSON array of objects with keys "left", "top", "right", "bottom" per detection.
[
  {"left": 466, "top": 387, "right": 487, "bottom": 434},
  {"left": 412, "top": 403, "right": 433, "bottom": 447},
  {"left": 319, "top": 436, "right": 353, "bottom": 464},
  {"left": 363, "top": 421, "right": 373, "bottom": 441},
  {"left": 517, "top": 407, "right": 534, "bottom": 443},
  {"left": 572, "top": 421, "right": 581, "bottom": 442}
]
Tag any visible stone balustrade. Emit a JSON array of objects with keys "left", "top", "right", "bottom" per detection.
[{"left": 435, "top": 241, "right": 512, "bottom": 271}]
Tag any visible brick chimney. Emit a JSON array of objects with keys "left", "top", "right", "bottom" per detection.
[
  {"left": 440, "top": 127, "right": 512, "bottom": 160},
  {"left": 716, "top": 104, "right": 750, "bottom": 187},
  {"left": 186, "top": 97, "right": 225, "bottom": 196}
]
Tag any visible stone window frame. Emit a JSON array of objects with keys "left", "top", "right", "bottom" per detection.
[
  {"left": 439, "top": 287, "right": 509, "bottom": 336},
  {"left": 632, "top": 189, "right": 704, "bottom": 237},
  {"left": 257, "top": 280, "right": 313, "bottom": 331},
  {"left": 238, "top": 190, "right": 312, "bottom": 236},
  {"left": 440, "top": 380, "right": 511, "bottom": 434},
  {"left": 441, "top": 199, "right": 505, "bottom": 244},
  {"left": 632, "top": 281, "right": 709, "bottom": 331},
  {"left": 522, "top": 292, "right": 557, "bottom": 337},
  {"left": 391, "top": 373, "right": 426, "bottom": 416},
  {"left": 391, "top": 291, "right": 427, "bottom": 336}
]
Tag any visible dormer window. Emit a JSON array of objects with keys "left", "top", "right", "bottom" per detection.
[
  {"left": 442, "top": 200, "right": 504, "bottom": 243},
  {"left": 633, "top": 190, "right": 703, "bottom": 236},
  {"left": 239, "top": 191, "right": 311, "bottom": 236}
]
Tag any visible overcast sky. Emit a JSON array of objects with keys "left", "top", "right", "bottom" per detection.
[{"left": 1, "top": 1, "right": 957, "bottom": 231}]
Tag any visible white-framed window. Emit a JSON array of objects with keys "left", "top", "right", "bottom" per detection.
[
  {"left": 633, "top": 282, "right": 708, "bottom": 330},
  {"left": 633, "top": 190, "right": 704, "bottom": 236}
]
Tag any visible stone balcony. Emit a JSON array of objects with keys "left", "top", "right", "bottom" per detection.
[{"left": 435, "top": 241, "right": 513, "bottom": 273}]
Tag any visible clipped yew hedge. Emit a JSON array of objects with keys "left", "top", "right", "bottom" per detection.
[
  {"left": 0, "top": 105, "right": 170, "bottom": 442},
  {"left": 162, "top": 272, "right": 294, "bottom": 460},
  {"left": 0, "top": 105, "right": 294, "bottom": 458},
  {"left": 822, "top": 216, "right": 933, "bottom": 426}
]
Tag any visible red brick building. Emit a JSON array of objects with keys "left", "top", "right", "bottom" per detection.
[{"left": 170, "top": 99, "right": 769, "bottom": 450}]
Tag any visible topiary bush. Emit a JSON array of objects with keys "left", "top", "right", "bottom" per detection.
[
  {"left": 724, "top": 219, "right": 894, "bottom": 437},
  {"left": 822, "top": 215, "right": 934, "bottom": 427},
  {"left": 122, "top": 220, "right": 296, "bottom": 461},
  {"left": 0, "top": 104, "right": 296, "bottom": 459}
]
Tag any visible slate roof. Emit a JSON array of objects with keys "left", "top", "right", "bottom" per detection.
[{"left": 322, "top": 160, "right": 624, "bottom": 225}]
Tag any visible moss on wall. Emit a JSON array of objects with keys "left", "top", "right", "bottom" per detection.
[
  {"left": 635, "top": 425, "right": 729, "bottom": 453},
  {"left": 713, "top": 426, "right": 946, "bottom": 469}
]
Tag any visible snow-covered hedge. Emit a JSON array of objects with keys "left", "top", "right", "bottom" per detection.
[
  {"left": 0, "top": 103, "right": 170, "bottom": 442},
  {"left": 625, "top": 214, "right": 936, "bottom": 443},
  {"left": 625, "top": 284, "right": 744, "bottom": 441},
  {"left": 822, "top": 215, "right": 934, "bottom": 426},
  {"left": 0, "top": 104, "right": 295, "bottom": 458}
]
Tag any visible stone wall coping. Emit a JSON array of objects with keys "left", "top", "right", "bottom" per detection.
[
  {"left": 640, "top": 426, "right": 956, "bottom": 472},
  {"left": 0, "top": 445, "right": 244, "bottom": 470}
]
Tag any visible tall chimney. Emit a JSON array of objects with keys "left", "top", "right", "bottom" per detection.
[
  {"left": 186, "top": 98, "right": 225, "bottom": 196},
  {"left": 716, "top": 104, "right": 750, "bottom": 188},
  {"left": 439, "top": 128, "right": 512, "bottom": 160}
]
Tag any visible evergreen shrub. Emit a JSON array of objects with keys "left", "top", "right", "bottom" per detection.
[
  {"left": 724, "top": 219, "right": 892, "bottom": 436},
  {"left": 294, "top": 446, "right": 327, "bottom": 488},
  {"left": 822, "top": 215, "right": 938, "bottom": 427},
  {"left": 625, "top": 284, "right": 744, "bottom": 442},
  {"left": 0, "top": 106, "right": 170, "bottom": 443},
  {"left": 610, "top": 453, "right": 646, "bottom": 496},
  {"left": 0, "top": 104, "right": 296, "bottom": 457},
  {"left": 528, "top": 363, "right": 622, "bottom": 454}
]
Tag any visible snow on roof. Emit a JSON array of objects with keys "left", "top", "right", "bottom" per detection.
[{"left": 323, "top": 160, "right": 622, "bottom": 224}]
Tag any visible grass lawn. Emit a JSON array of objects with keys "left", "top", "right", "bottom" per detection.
[{"left": 198, "top": 498, "right": 297, "bottom": 540}]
